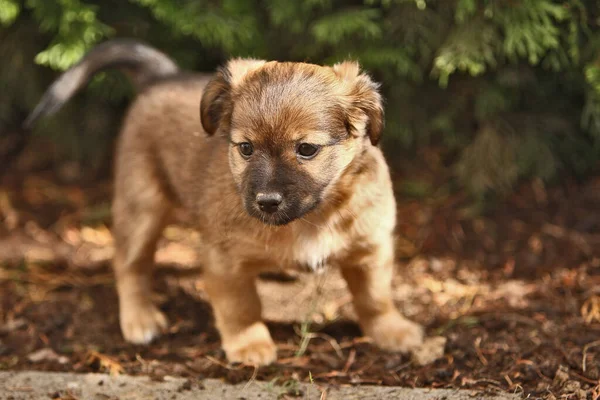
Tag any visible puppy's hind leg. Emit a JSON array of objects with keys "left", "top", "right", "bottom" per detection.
[{"left": 112, "top": 153, "right": 171, "bottom": 345}]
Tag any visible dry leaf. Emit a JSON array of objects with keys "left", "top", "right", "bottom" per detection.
[{"left": 85, "top": 350, "right": 124, "bottom": 376}]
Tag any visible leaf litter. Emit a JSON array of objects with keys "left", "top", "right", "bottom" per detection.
[{"left": 0, "top": 168, "right": 599, "bottom": 399}]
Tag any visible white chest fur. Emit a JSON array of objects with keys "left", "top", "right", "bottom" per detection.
[
  {"left": 286, "top": 218, "right": 349, "bottom": 272},
  {"left": 291, "top": 230, "right": 334, "bottom": 271}
]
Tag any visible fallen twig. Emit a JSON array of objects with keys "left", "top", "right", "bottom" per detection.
[
  {"left": 342, "top": 348, "right": 356, "bottom": 374},
  {"left": 582, "top": 340, "right": 600, "bottom": 373}
]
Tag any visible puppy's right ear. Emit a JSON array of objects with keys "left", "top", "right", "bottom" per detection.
[
  {"left": 200, "top": 68, "right": 232, "bottom": 135},
  {"left": 200, "top": 59, "right": 267, "bottom": 135}
]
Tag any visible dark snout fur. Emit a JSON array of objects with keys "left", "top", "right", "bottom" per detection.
[{"left": 242, "top": 156, "right": 323, "bottom": 225}]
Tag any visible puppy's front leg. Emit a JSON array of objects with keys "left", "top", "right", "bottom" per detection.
[
  {"left": 339, "top": 240, "right": 423, "bottom": 353},
  {"left": 203, "top": 253, "right": 276, "bottom": 366}
]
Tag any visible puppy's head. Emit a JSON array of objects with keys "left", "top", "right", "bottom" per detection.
[{"left": 200, "top": 59, "right": 384, "bottom": 226}]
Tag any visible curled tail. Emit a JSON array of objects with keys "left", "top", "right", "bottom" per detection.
[{"left": 24, "top": 38, "right": 179, "bottom": 128}]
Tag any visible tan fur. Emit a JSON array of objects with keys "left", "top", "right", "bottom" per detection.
[{"left": 110, "top": 60, "right": 423, "bottom": 365}]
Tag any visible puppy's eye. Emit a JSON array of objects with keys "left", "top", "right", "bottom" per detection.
[
  {"left": 238, "top": 142, "right": 254, "bottom": 158},
  {"left": 297, "top": 143, "right": 320, "bottom": 159}
]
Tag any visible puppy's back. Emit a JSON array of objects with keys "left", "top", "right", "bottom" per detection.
[{"left": 117, "top": 73, "right": 229, "bottom": 209}]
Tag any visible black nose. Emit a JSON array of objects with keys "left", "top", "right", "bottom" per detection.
[{"left": 256, "top": 192, "right": 283, "bottom": 213}]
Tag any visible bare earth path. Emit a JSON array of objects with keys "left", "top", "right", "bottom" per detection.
[{"left": 0, "top": 371, "right": 521, "bottom": 400}]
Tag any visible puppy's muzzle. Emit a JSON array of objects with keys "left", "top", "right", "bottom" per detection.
[{"left": 256, "top": 192, "right": 283, "bottom": 214}]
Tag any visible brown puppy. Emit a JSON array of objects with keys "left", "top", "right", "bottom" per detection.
[{"left": 26, "top": 39, "right": 424, "bottom": 365}]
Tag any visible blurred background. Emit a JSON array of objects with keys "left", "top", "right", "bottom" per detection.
[
  {"left": 1, "top": 1, "right": 600, "bottom": 397},
  {"left": 1, "top": 0, "right": 599, "bottom": 201}
]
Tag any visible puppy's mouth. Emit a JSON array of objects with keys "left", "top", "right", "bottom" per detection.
[
  {"left": 243, "top": 200, "right": 319, "bottom": 226},
  {"left": 245, "top": 206, "right": 297, "bottom": 226}
]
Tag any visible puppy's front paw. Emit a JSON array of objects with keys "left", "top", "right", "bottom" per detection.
[
  {"left": 119, "top": 301, "right": 168, "bottom": 345},
  {"left": 227, "top": 339, "right": 277, "bottom": 366},
  {"left": 222, "top": 322, "right": 277, "bottom": 366},
  {"left": 363, "top": 311, "right": 423, "bottom": 353}
]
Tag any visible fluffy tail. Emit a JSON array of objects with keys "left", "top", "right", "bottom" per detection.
[{"left": 24, "top": 38, "right": 179, "bottom": 129}]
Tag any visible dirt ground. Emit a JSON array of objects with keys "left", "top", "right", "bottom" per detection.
[{"left": 1, "top": 163, "right": 600, "bottom": 399}]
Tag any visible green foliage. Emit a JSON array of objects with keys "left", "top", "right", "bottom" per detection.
[
  {"left": 130, "top": 0, "right": 261, "bottom": 54},
  {"left": 0, "top": 0, "right": 20, "bottom": 26},
  {"left": 433, "top": 19, "right": 498, "bottom": 87},
  {"left": 2, "top": 0, "right": 600, "bottom": 197},
  {"left": 585, "top": 63, "right": 600, "bottom": 94},
  {"left": 311, "top": 8, "right": 382, "bottom": 44},
  {"left": 433, "top": 0, "right": 576, "bottom": 87},
  {"left": 497, "top": 0, "right": 568, "bottom": 65},
  {"left": 26, "top": 0, "right": 113, "bottom": 70}
]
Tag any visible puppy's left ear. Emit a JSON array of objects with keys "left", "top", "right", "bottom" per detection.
[{"left": 332, "top": 61, "right": 384, "bottom": 146}]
